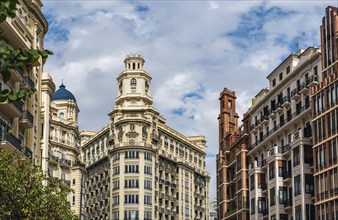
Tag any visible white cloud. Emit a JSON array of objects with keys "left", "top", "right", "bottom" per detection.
[{"left": 42, "top": 0, "right": 332, "bottom": 202}]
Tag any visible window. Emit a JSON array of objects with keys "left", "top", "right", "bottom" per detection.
[
  {"left": 130, "top": 78, "right": 137, "bottom": 86},
  {"left": 286, "top": 66, "right": 290, "bottom": 74},
  {"left": 113, "top": 153, "right": 120, "bottom": 161},
  {"left": 144, "top": 166, "right": 152, "bottom": 175},
  {"left": 295, "top": 205, "right": 301, "bottom": 220},
  {"left": 269, "top": 162, "right": 275, "bottom": 180},
  {"left": 124, "top": 195, "right": 139, "bottom": 204},
  {"left": 73, "top": 179, "right": 75, "bottom": 186},
  {"left": 258, "top": 197, "right": 266, "bottom": 213},
  {"left": 305, "top": 174, "right": 314, "bottom": 195},
  {"left": 144, "top": 152, "right": 152, "bottom": 161},
  {"left": 278, "top": 160, "right": 286, "bottom": 177},
  {"left": 144, "top": 180, "right": 152, "bottom": 189},
  {"left": 125, "top": 151, "right": 139, "bottom": 159},
  {"left": 250, "top": 175, "right": 255, "bottom": 191},
  {"left": 279, "top": 72, "right": 283, "bottom": 80},
  {"left": 124, "top": 210, "right": 139, "bottom": 220},
  {"left": 113, "top": 181, "right": 120, "bottom": 190},
  {"left": 113, "top": 166, "right": 120, "bottom": 175},
  {"left": 237, "top": 154, "right": 242, "bottom": 171},
  {"left": 272, "top": 79, "right": 276, "bottom": 87},
  {"left": 250, "top": 198, "right": 255, "bottom": 214},
  {"left": 59, "top": 112, "right": 64, "bottom": 119},
  {"left": 125, "top": 179, "right": 139, "bottom": 188},
  {"left": 293, "top": 146, "right": 300, "bottom": 167},
  {"left": 306, "top": 204, "right": 314, "bottom": 220},
  {"left": 112, "top": 196, "right": 119, "bottom": 205},
  {"left": 72, "top": 192, "right": 75, "bottom": 205},
  {"left": 270, "top": 187, "right": 276, "bottom": 206},
  {"left": 144, "top": 211, "right": 152, "bottom": 220},
  {"left": 294, "top": 175, "right": 301, "bottom": 196},
  {"left": 112, "top": 211, "right": 119, "bottom": 220},
  {"left": 144, "top": 195, "right": 152, "bottom": 204},
  {"left": 279, "top": 187, "right": 287, "bottom": 204},
  {"left": 125, "top": 165, "right": 139, "bottom": 173}
]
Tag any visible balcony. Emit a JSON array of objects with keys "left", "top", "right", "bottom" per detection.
[
  {"left": 307, "top": 75, "right": 318, "bottom": 87},
  {"left": 19, "top": 110, "right": 33, "bottom": 129},
  {"left": 21, "top": 147, "right": 32, "bottom": 159},
  {"left": 60, "top": 158, "right": 72, "bottom": 166},
  {"left": 0, "top": 100, "right": 23, "bottom": 118},
  {"left": 298, "top": 82, "right": 309, "bottom": 95},
  {"left": 291, "top": 88, "right": 301, "bottom": 100},
  {"left": 281, "top": 96, "right": 290, "bottom": 107},
  {"left": 261, "top": 115, "right": 269, "bottom": 125},
  {"left": 282, "top": 171, "right": 292, "bottom": 182},
  {"left": 61, "top": 179, "right": 71, "bottom": 186},
  {"left": 0, "top": 133, "right": 22, "bottom": 153},
  {"left": 268, "top": 108, "right": 276, "bottom": 119},
  {"left": 10, "top": 67, "right": 25, "bottom": 82},
  {"left": 275, "top": 102, "right": 283, "bottom": 113},
  {"left": 20, "top": 76, "right": 35, "bottom": 90},
  {"left": 284, "top": 199, "right": 292, "bottom": 210}
]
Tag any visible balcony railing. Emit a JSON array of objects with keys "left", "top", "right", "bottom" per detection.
[
  {"left": 1, "top": 133, "right": 22, "bottom": 151},
  {"left": 250, "top": 104, "right": 310, "bottom": 150}
]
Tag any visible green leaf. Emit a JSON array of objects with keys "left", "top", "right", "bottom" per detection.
[
  {"left": 1, "top": 69, "right": 10, "bottom": 83},
  {"left": 7, "top": 91, "right": 17, "bottom": 101}
]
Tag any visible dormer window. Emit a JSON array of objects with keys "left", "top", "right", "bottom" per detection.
[
  {"left": 130, "top": 78, "right": 137, "bottom": 86},
  {"left": 60, "top": 112, "right": 64, "bottom": 119}
]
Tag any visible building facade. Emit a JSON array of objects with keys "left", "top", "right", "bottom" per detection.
[
  {"left": 81, "top": 54, "right": 210, "bottom": 220},
  {"left": 311, "top": 6, "right": 338, "bottom": 219},
  {"left": 216, "top": 88, "right": 250, "bottom": 220},
  {"left": 40, "top": 74, "right": 84, "bottom": 216},
  {"left": 0, "top": 0, "right": 48, "bottom": 163},
  {"left": 247, "top": 47, "right": 321, "bottom": 220}
]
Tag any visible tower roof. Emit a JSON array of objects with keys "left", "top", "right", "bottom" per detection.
[{"left": 51, "top": 83, "right": 77, "bottom": 102}]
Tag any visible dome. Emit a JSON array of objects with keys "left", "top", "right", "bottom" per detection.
[{"left": 51, "top": 83, "right": 77, "bottom": 102}]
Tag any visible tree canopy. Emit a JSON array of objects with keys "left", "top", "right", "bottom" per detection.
[{"left": 0, "top": 149, "right": 79, "bottom": 220}]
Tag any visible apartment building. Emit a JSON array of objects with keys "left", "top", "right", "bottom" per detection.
[
  {"left": 81, "top": 54, "right": 210, "bottom": 220},
  {"left": 311, "top": 6, "right": 338, "bottom": 219},
  {"left": 0, "top": 0, "right": 48, "bottom": 163},
  {"left": 216, "top": 88, "right": 250, "bottom": 220},
  {"left": 40, "top": 73, "right": 84, "bottom": 216},
  {"left": 247, "top": 47, "right": 321, "bottom": 220}
]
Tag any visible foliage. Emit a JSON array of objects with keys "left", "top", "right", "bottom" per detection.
[
  {"left": 0, "top": 0, "right": 53, "bottom": 103},
  {"left": 0, "top": 149, "right": 79, "bottom": 220}
]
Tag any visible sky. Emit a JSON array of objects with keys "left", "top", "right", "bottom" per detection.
[{"left": 42, "top": 0, "right": 335, "bottom": 202}]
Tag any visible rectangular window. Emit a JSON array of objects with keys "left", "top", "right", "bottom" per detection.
[
  {"left": 124, "top": 210, "right": 139, "bottom": 220},
  {"left": 113, "top": 153, "right": 120, "bottom": 161},
  {"left": 124, "top": 195, "right": 139, "bottom": 204},
  {"left": 112, "top": 212, "right": 119, "bottom": 220},
  {"left": 125, "top": 151, "right": 139, "bottom": 159},
  {"left": 113, "top": 181, "right": 120, "bottom": 190},
  {"left": 279, "top": 187, "right": 287, "bottom": 204},
  {"left": 125, "top": 165, "right": 139, "bottom": 173},
  {"left": 144, "top": 180, "right": 152, "bottom": 189},
  {"left": 113, "top": 166, "right": 120, "bottom": 175},
  {"left": 144, "top": 152, "right": 152, "bottom": 161},
  {"left": 279, "top": 72, "right": 283, "bottom": 80},
  {"left": 305, "top": 174, "right": 314, "bottom": 195},
  {"left": 125, "top": 179, "right": 139, "bottom": 188},
  {"left": 295, "top": 205, "right": 301, "bottom": 220},
  {"left": 294, "top": 175, "right": 301, "bottom": 196},
  {"left": 112, "top": 196, "right": 119, "bottom": 205},
  {"left": 144, "top": 211, "right": 152, "bottom": 220},
  {"left": 278, "top": 160, "right": 286, "bottom": 177},
  {"left": 250, "top": 175, "right": 255, "bottom": 191},
  {"left": 293, "top": 146, "right": 300, "bottom": 167},
  {"left": 144, "top": 195, "right": 152, "bottom": 205},
  {"left": 258, "top": 197, "right": 266, "bottom": 213},
  {"left": 251, "top": 198, "right": 255, "bottom": 214},
  {"left": 269, "top": 162, "right": 275, "bottom": 180},
  {"left": 286, "top": 66, "right": 290, "bottom": 74},
  {"left": 237, "top": 154, "right": 242, "bottom": 171},
  {"left": 144, "top": 166, "right": 152, "bottom": 174},
  {"left": 270, "top": 187, "right": 275, "bottom": 206}
]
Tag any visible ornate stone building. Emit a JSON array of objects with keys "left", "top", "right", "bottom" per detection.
[
  {"left": 216, "top": 88, "right": 250, "bottom": 220},
  {"left": 248, "top": 47, "right": 320, "bottom": 220},
  {"left": 81, "top": 54, "right": 210, "bottom": 220},
  {"left": 40, "top": 74, "right": 84, "bottom": 216},
  {"left": 0, "top": 0, "right": 48, "bottom": 163}
]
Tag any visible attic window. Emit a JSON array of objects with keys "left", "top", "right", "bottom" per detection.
[{"left": 130, "top": 78, "right": 137, "bottom": 86}]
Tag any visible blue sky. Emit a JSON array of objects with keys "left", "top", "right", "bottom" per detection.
[{"left": 42, "top": 0, "right": 334, "bottom": 202}]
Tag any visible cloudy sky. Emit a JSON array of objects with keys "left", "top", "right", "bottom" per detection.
[{"left": 42, "top": 0, "right": 334, "bottom": 201}]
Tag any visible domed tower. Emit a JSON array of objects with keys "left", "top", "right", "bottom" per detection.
[
  {"left": 115, "top": 54, "right": 153, "bottom": 108},
  {"left": 108, "top": 54, "right": 160, "bottom": 220},
  {"left": 47, "top": 82, "right": 82, "bottom": 215},
  {"left": 51, "top": 83, "right": 79, "bottom": 126}
]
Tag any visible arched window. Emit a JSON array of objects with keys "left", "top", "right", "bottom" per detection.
[
  {"left": 119, "top": 81, "right": 123, "bottom": 92},
  {"left": 130, "top": 124, "right": 135, "bottom": 131},
  {"left": 130, "top": 78, "right": 137, "bottom": 86},
  {"left": 59, "top": 112, "right": 64, "bottom": 119}
]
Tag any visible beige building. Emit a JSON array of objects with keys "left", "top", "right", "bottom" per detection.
[
  {"left": 0, "top": 0, "right": 48, "bottom": 163},
  {"left": 247, "top": 47, "right": 321, "bottom": 220},
  {"left": 81, "top": 54, "right": 210, "bottom": 220},
  {"left": 40, "top": 74, "right": 84, "bottom": 216}
]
